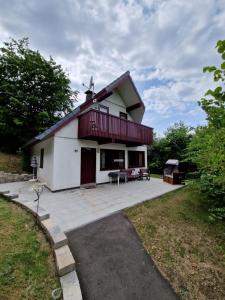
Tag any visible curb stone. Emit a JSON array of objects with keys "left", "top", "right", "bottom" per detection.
[
  {"left": 41, "top": 218, "right": 68, "bottom": 249},
  {"left": 55, "top": 245, "right": 76, "bottom": 276},
  {"left": 60, "top": 271, "right": 83, "bottom": 300}
]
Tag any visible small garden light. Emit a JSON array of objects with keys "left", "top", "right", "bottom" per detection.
[{"left": 51, "top": 288, "right": 62, "bottom": 299}]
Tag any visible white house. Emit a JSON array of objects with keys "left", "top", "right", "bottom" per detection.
[{"left": 27, "top": 71, "right": 153, "bottom": 191}]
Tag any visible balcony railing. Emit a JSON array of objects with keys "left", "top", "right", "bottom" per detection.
[{"left": 78, "top": 109, "right": 153, "bottom": 145}]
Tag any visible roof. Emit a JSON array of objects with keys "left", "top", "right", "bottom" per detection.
[
  {"left": 25, "top": 106, "right": 80, "bottom": 147},
  {"left": 25, "top": 71, "right": 145, "bottom": 147},
  {"left": 165, "top": 159, "right": 179, "bottom": 166}
]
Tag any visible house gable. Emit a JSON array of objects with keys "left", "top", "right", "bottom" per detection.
[
  {"left": 26, "top": 71, "right": 145, "bottom": 147},
  {"left": 90, "top": 90, "right": 134, "bottom": 121}
]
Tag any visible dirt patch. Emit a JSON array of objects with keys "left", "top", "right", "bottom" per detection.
[{"left": 0, "top": 152, "right": 22, "bottom": 173}]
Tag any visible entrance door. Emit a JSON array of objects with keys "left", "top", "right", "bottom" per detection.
[{"left": 81, "top": 147, "right": 96, "bottom": 185}]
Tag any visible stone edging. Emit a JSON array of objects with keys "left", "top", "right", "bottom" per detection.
[
  {"left": 0, "top": 171, "right": 33, "bottom": 183},
  {"left": 0, "top": 190, "right": 83, "bottom": 300}
]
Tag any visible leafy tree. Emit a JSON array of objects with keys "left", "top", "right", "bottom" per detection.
[
  {"left": 149, "top": 122, "right": 193, "bottom": 173},
  {"left": 186, "top": 40, "right": 225, "bottom": 210},
  {"left": 200, "top": 40, "right": 225, "bottom": 128},
  {"left": 0, "top": 38, "right": 78, "bottom": 152}
]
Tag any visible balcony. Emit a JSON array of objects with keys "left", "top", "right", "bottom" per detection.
[{"left": 78, "top": 109, "right": 153, "bottom": 146}]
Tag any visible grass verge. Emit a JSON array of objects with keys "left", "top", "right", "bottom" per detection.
[
  {"left": 151, "top": 173, "right": 163, "bottom": 179},
  {"left": 0, "top": 197, "right": 60, "bottom": 300},
  {"left": 125, "top": 187, "right": 225, "bottom": 300}
]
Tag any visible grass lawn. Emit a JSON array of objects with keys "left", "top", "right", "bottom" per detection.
[
  {"left": 0, "top": 152, "right": 22, "bottom": 173},
  {"left": 151, "top": 173, "right": 163, "bottom": 179},
  {"left": 125, "top": 187, "right": 225, "bottom": 300},
  {"left": 0, "top": 197, "right": 60, "bottom": 300}
]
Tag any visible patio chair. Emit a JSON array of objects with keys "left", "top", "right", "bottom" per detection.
[{"left": 139, "top": 168, "right": 150, "bottom": 180}]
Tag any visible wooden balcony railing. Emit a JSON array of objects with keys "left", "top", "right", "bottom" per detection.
[{"left": 78, "top": 109, "right": 153, "bottom": 145}]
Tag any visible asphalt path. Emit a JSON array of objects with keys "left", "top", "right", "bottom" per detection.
[{"left": 67, "top": 212, "right": 179, "bottom": 300}]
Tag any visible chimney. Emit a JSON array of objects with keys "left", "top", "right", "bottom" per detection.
[
  {"left": 85, "top": 89, "right": 93, "bottom": 102},
  {"left": 83, "top": 76, "right": 94, "bottom": 102}
]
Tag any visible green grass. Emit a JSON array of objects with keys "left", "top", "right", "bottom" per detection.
[
  {"left": 150, "top": 173, "right": 163, "bottom": 179},
  {"left": 125, "top": 187, "right": 225, "bottom": 300},
  {"left": 0, "top": 152, "right": 23, "bottom": 173},
  {"left": 0, "top": 197, "right": 60, "bottom": 300}
]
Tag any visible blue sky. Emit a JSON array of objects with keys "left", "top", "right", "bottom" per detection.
[{"left": 0, "top": 0, "right": 224, "bottom": 135}]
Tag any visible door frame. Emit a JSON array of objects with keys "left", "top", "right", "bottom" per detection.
[{"left": 80, "top": 147, "right": 96, "bottom": 185}]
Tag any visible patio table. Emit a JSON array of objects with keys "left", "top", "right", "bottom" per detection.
[{"left": 108, "top": 171, "right": 127, "bottom": 186}]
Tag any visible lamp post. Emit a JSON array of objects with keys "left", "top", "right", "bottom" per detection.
[{"left": 30, "top": 155, "right": 38, "bottom": 181}]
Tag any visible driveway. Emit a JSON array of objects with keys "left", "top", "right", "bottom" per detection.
[
  {"left": 67, "top": 212, "right": 179, "bottom": 300},
  {"left": 0, "top": 178, "right": 181, "bottom": 232}
]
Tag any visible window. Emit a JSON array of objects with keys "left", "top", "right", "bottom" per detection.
[
  {"left": 100, "top": 149, "right": 125, "bottom": 170},
  {"left": 40, "top": 148, "right": 44, "bottom": 168},
  {"left": 99, "top": 104, "right": 109, "bottom": 114},
  {"left": 119, "top": 112, "right": 127, "bottom": 120},
  {"left": 128, "top": 151, "right": 145, "bottom": 168}
]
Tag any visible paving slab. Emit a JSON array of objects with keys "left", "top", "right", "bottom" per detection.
[
  {"left": 66, "top": 212, "right": 179, "bottom": 300},
  {"left": 0, "top": 179, "right": 182, "bottom": 232}
]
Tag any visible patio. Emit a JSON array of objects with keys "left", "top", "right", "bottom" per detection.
[{"left": 0, "top": 178, "right": 182, "bottom": 232}]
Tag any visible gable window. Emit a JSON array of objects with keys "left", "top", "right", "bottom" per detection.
[
  {"left": 100, "top": 149, "right": 125, "bottom": 170},
  {"left": 40, "top": 148, "right": 44, "bottom": 168},
  {"left": 128, "top": 151, "right": 145, "bottom": 168},
  {"left": 99, "top": 104, "right": 109, "bottom": 114},
  {"left": 119, "top": 112, "right": 127, "bottom": 120}
]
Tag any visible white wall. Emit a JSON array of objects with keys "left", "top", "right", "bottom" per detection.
[
  {"left": 90, "top": 90, "right": 134, "bottom": 121},
  {"left": 31, "top": 137, "right": 54, "bottom": 190},
  {"left": 52, "top": 119, "right": 80, "bottom": 190},
  {"left": 49, "top": 128, "right": 147, "bottom": 190}
]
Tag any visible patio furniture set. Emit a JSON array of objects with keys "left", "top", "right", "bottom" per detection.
[{"left": 108, "top": 168, "right": 150, "bottom": 186}]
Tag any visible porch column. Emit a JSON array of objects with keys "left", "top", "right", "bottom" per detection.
[{"left": 125, "top": 150, "right": 128, "bottom": 169}]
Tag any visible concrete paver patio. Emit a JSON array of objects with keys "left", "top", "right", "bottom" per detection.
[{"left": 0, "top": 178, "right": 181, "bottom": 232}]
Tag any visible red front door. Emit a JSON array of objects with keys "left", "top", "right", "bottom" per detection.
[{"left": 81, "top": 147, "right": 96, "bottom": 185}]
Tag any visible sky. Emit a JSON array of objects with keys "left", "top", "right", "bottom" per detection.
[{"left": 0, "top": 0, "right": 225, "bottom": 135}]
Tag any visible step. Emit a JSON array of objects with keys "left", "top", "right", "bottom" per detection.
[
  {"left": 41, "top": 219, "right": 68, "bottom": 249},
  {"left": 25, "top": 203, "right": 50, "bottom": 221},
  {"left": 0, "top": 190, "right": 10, "bottom": 195},
  {"left": 60, "top": 271, "right": 83, "bottom": 300},
  {"left": 36, "top": 206, "right": 50, "bottom": 221},
  {"left": 55, "top": 245, "right": 75, "bottom": 276},
  {"left": 8, "top": 193, "right": 19, "bottom": 199}
]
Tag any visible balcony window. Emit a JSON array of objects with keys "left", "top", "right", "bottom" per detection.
[
  {"left": 128, "top": 151, "right": 145, "bottom": 168},
  {"left": 119, "top": 112, "right": 127, "bottom": 119},
  {"left": 100, "top": 149, "right": 125, "bottom": 170},
  {"left": 99, "top": 104, "right": 109, "bottom": 114}
]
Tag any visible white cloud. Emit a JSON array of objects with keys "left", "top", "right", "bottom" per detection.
[{"left": 0, "top": 0, "right": 224, "bottom": 131}]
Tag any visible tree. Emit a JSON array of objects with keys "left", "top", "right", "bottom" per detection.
[
  {"left": 149, "top": 122, "right": 192, "bottom": 173},
  {"left": 186, "top": 40, "right": 225, "bottom": 209},
  {"left": 0, "top": 38, "right": 78, "bottom": 152},
  {"left": 200, "top": 40, "right": 225, "bottom": 128}
]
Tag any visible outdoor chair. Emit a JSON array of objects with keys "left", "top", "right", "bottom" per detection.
[{"left": 139, "top": 168, "right": 150, "bottom": 180}]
